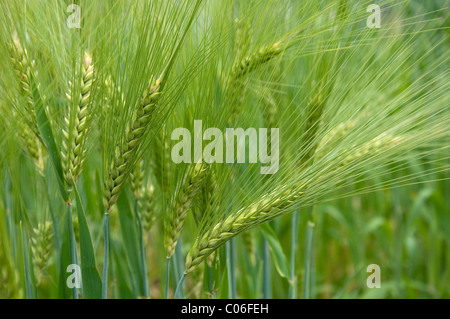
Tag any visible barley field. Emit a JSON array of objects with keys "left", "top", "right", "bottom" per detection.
[{"left": 0, "top": 0, "right": 449, "bottom": 300}]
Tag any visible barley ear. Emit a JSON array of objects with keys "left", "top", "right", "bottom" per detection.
[
  {"left": 165, "top": 163, "right": 206, "bottom": 258},
  {"left": 229, "top": 41, "right": 284, "bottom": 122},
  {"left": 139, "top": 184, "right": 157, "bottom": 232},
  {"left": 61, "top": 52, "right": 94, "bottom": 189},
  {"left": 230, "top": 41, "right": 283, "bottom": 80},
  {"left": 103, "top": 76, "right": 162, "bottom": 214},
  {"left": 31, "top": 222, "right": 54, "bottom": 283},
  {"left": 8, "top": 37, "right": 46, "bottom": 174},
  {"left": 186, "top": 187, "right": 301, "bottom": 272},
  {"left": 130, "top": 159, "right": 145, "bottom": 199}
]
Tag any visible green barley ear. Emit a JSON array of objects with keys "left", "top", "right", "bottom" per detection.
[
  {"left": 165, "top": 163, "right": 206, "bottom": 258},
  {"left": 8, "top": 36, "right": 38, "bottom": 124},
  {"left": 130, "top": 159, "right": 145, "bottom": 199},
  {"left": 8, "top": 36, "right": 47, "bottom": 174},
  {"left": 229, "top": 40, "right": 284, "bottom": 122},
  {"left": 154, "top": 127, "right": 171, "bottom": 194},
  {"left": 31, "top": 222, "right": 54, "bottom": 282},
  {"left": 230, "top": 41, "right": 283, "bottom": 81},
  {"left": 61, "top": 51, "right": 95, "bottom": 189},
  {"left": 103, "top": 76, "right": 162, "bottom": 214},
  {"left": 340, "top": 133, "right": 404, "bottom": 168},
  {"left": 315, "top": 119, "right": 357, "bottom": 161},
  {"left": 241, "top": 230, "right": 255, "bottom": 265},
  {"left": 18, "top": 119, "right": 46, "bottom": 175},
  {"left": 185, "top": 186, "right": 302, "bottom": 272},
  {"left": 139, "top": 185, "right": 157, "bottom": 232},
  {"left": 193, "top": 167, "right": 218, "bottom": 225}
]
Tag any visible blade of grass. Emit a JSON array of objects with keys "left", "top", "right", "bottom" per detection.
[
  {"left": 20, "top": 222, "right": 35, "bottom": 299},
  {"left": 29, "top": 72, "right": 68, "bottom": 203},
  {"left": 260, "top": 223, "right": 290, "bottom": 279},
  {"left": 72, "top": 179, "right": 102, "bottom": 299},
  {"left": 116, "top": 190, "right": 145, "bottom": 297}
]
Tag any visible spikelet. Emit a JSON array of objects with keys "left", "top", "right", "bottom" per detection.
[
  {"left": 8, "top": 36, "right": 38, "bottom": 123},
  {"left": 8, "top": 36, "right": 46, "bottom": 174},
  {"left": 61, "top": 52, "right": 94, "bottom": 189},
  {"left": 130, "top": 159, "right": 145, "bottom": 199},
  {"left": 19, "top": 121, "right": 45, "bottom": 175},
  {"left": 234, "top": 18, "right": 251, "bottom": 61},
  {"left": 103, "top": 76, "right": 162, "bottom": 214},
  {"left": 186, "top": 186, "right": 302, "bottom": 272},
  {"left": 315, "top": 120, "right": 357, "bottom": 160},
  {"left": 165, "top": 163, "right": 206, "bottom": 258},
  {"left": 302, "top": 89, "right": 327, "bottom": 162},
  {"left": 154, "top": 126, "right": 171, "bottom": 194},
  {"left": 241, "top": 230, "right": 255, "bottom": 265},
  {"left": 230, "top": 41, "right": 283, "bottom": 80},
  {"left": 31, "top": 222, "right": 54, "bottom": 281},
  {"left": 101, "top": 75, "right": 125, "bottom": 150},
  {"left": 229, "top": 40, "right": 283, "bottom": 122},
  {"left": 139, "top": 185, "right": 157, "bottom": 232},
  {"left": 193, "top": 167, "right": 218, "bottom": 225},
  {"left": 206, "top": 251, "right": 217, "bottom": 269},
  {"left": 340, "top": 133, "right": 404, "bottom": 167}
]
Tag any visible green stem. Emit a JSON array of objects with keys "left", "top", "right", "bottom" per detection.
[
  {"left": 134, "top": 199, "right": 149, "bottom": 298},
  {"left": 174, "top": 272, "right": 187, "bottom": 299},
  {"left": 226, "top": 239, "right": 237, "bottom": 298},
  {"left": 303, "top": 221, "right": 315, "bottom": 299},
  {"left": 208, "top": 265, "right": 215, "bottom": 299},
  {"left": 165, "top": 258, "right": 170, "bottom": 299},
  {"left": 262, "top": 237, "right": 272, "bottom": 299},
  {"left": 289, "top": 210, "right": 299, "bottom": 299},
  {"left": 102, "top": 213, "right": 110, "bottom": 299},
  {"left": 172, "top": 239, "right": 184, "bottom": 298},
  {"left": 67, "top": 202, "right": 78, "bottom": 299}
]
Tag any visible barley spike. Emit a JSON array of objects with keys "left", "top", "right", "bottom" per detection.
[{"left": 103, "top": 76, "right": 162, "bottom": 214}]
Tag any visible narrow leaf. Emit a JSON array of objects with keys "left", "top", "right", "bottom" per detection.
[
  {"left": 260, "top": 223, "right": 290, "bottom": 279},
  {"left": 73, "top": 179, "right": 102, "bottom": 299},
  {"left": 29, "top": 71, "right": 68, "bottom": 202}
]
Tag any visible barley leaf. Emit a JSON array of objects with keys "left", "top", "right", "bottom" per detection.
[
  {"left": 29, "top": 72, "right": 68, "bottom": 202},
  {"left": 116, "top": 190, "right": 145, "bottom": 297},
  {"left": 58, "top": 215, "right": 72, "bottom": 299},
  {"left": 260, "top": 224, "right": 290, "bottom": 279},
  {"left": 73, "top": 179, "right": 102, "bottom": 299}
]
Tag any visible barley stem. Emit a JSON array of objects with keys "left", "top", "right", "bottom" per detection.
[
  {"left": 174, "top": 272, "right": 187, "bottom": 299},
  {"left": 226, "top": 239, "right": 237, "bottom": 298},
  {"left": 102, "top": 213, "right": 110, "bottom": 299},
  {"left": 303, "top": 221, "right": 315, "bottom": 299},
  {"left": 262, "top": 237, "right": 271, "bottom": 299},
  {"left": 288, "top": 210, "right": 299, "bottom": 299},
  {"left": 165, "top": 258, "right": 170, "bottom": 299},
  {"left": 134, "top": 199, "right": 149, "bottom": 298}
]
